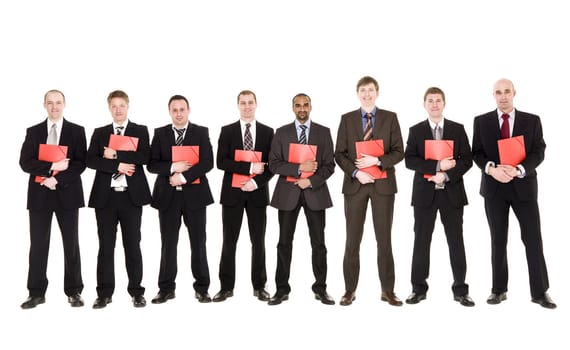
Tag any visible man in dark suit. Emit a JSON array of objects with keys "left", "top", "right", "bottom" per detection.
[
  {"left": 148, "top": 95, "right": 214, "bottom": 304},
  {"left": 212, "top": 90, "right": 273, "bottom": 303},
  {"left": 19, "top": 89, "right": 86, "bottom": 309},
  {"left": 404, "top": 87, "right": 474, "bottom": 307},
  {"left": 267, "top": 93, "right": 335, "bottom": 306},
  {"left": 335, "top": 76, "right": 404, "bottom": 306},
  {"left": 87, "top": 90, "right": 151, "bottom": 309},
  {"left": 472, "top": 78, "right": 556, "bottom": 309}
]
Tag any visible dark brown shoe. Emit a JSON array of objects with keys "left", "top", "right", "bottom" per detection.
[
  {"left": 339, "top": 291, "right": 355, "bottom": 306},
  {"left": 381, "top": 291, "right": 403, "bottom": 306}
]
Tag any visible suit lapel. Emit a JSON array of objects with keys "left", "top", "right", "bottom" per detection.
[
  {"left": 351, "top": 111, "right": 364, "bottom": 140},
  {"left": 512, "top": 109, "right": 526, "bottom": 136},
  {"left": 59, "top": 119, "right": 71, "bottom": 146}
]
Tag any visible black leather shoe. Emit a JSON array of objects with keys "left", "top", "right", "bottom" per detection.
[
  {"left": 315, "top": 291, "right": 335, "bottom": 305},
  {"left": 21, "top": 296, "right": 45, "bottom": 309},
  {"left": 151, "top": 291, "right": 176, "bottom": 304},
  {"left": 486, "top": 292, "right": 507, "bottom": 305},
  {"left": 339, "top": 291, "right": 355, "bottom": 306},
  {"left": 67, "top": 293, "right": 84, "bottom": 307},
  {"left": 93, "top": 297, "right": 112, "bottom": 309},
  {"left": 454, "top": 294, "right": 475, "bottom": 307},
  {"left": 132, "top": 295, "right": 146, "bottom": 308},
  {"left": 405, "top": 292, "right": 427, "bottom": 305},
  {"left": 381, "top": 291, "right": 403, "bottom": 306},
  {"left": 213, "top": 290, "right": 233, "bottom": 302},
  {"left": 253, "top": 289, "right": 270, "bottom": 301},
  {"left": 195, "top": 292, "right": 212, "bottom": 303},
  {"left": 268, "top": 292, "right": 289, "bottom": 305},
  {"left": 531, "top": 293, "right": 557, "bottom": 309}
]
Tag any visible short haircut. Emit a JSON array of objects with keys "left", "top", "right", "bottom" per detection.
[
  {"left": 423, "top": 87, "right": 446, "bottom": 103},
  {"left": 292, "top": 93, "right": 311, "bottom": 107},
  {"left": 44, "top": 89, "right": 65, "bottom": 103},
  {"left": 356, "top": 76, "right": 379, "bottom": 92},
  {"left": 107, "top": 90, "right": 129, "bottom": 104},
  {"left": 237, "top": 90, "right": 257, "bottom": 103},
  {"left": 168, "top": 95, "right": 189, "bottom": 109}
]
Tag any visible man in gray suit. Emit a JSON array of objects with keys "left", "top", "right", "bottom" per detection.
[
  {"left": 267, "top": 93, "right": 335, "bottom": 305},
  {"left": 335, "top": 76, "right": 404, "bottom": 306}
]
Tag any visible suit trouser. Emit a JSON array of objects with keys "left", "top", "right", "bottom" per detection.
[
  {"left": 343, "top": 185, "right": 395, "bottom": 293},
  {"left": 275, "top": 192, "right": 328, "bottom": 294},
  {"left": 27, "top": 207, "right": 83, "bottom": 297},
  {"left": 219, "top": 203, "right": 267, "bottom": 291},
  {"left": 484, "top": 184, "right": 549, "bottom": 299},
  {"left": 157, "top": 192, "right": 210, "bottom": 294},
  {"left": 411, "top": 190, "right": 468, "bottom": 296},
  {"left": 95, "top": 191, "right": 144, "bottom": 298}
]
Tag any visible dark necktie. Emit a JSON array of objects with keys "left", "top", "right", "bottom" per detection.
[
  {"left": 112, "top": 126, "right": 125, "bottom": 180},
  {"left": 175, "top": 127, "right": 185, "bottom": 146},
  {"left": 299, "top": 124, "right": 307, "bottom": 144},
  {"left": 243, "top": 123, "right": 253, "bottom": 150},
  {"left": 363, "top": 113, "right": 373, "bottom": 141},
  {"left": 47, "top": 123, "right": 58, "bottom": 145},
  {"left": 500, "top": 113, "right": 510, "bottom": 139}
]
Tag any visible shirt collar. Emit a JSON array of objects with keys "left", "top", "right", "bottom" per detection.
[
  {"left": 295, "top": 119, "right": 311, "bottom": 129},
  {"left": 428, "top": 118, "right": 445, "bottom": 129},
  {"left": 361, "top": 107, "right": 377, "bottom": 118}
]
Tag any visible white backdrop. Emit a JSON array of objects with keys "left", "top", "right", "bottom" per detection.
[{"left": 1, "top": 1, "right": 568, "bottom": 349}]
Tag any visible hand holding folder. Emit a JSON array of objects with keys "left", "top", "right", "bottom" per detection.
[
  {"left": 35, "top": 144, "right": 68, "bottom": 183},
  {"left": 423, "top": 139, "right": 454, "bottom": 178},
  {"left": 232, "top": 150, "right": 262, "bottom": 188},
  {"left": 355, "top": 139, "right": 386, "bottom": 179},
  {"left": 287, "top": 143, "right": 317, "bottom": 182},
  {"left": 498, "top": 135, "right": 526, "bottom": 166},
  {"left": 172, "top": 145, "right": 200, "bottom": 184}
]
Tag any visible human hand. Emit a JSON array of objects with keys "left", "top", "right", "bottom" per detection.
[
  {"left": 172, "top": 161, "right": 192, "bottom": 173},
  {"left": 240, "top": 179, "right": 257, "bottom": 192},
  {"left": 103, "top": 147, "right": 117, "bottom": 160},
  {"left": 251, "top": 162, "right": 266, "bottom": 175},
  {"left": 51, "top": 158, "right": 69, "bottom": 172},
  {"left": 295, "top": 178, "right": 312, "bottom": 189},
  {"left": 355, "top": 153, "right": 378, "bottom": 169},
  {"left": 355, "top": 170, "right": 375, "bottom": 184},
  {"left": 439, "top": 157, "right": 456, "bottom": 171},
  {"left": 41, "top": 176, "right": 58, "bottom": 190},
  {"left": 299, "top": 160, "right": 318, "bottom": 173}
]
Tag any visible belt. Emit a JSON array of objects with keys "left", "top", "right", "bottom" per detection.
[
  {"left": 112, "top": 186, "right": 128, "bottom": 192},
  {"left": 175, "top": 186, "right": 183, "bottom": 192}
]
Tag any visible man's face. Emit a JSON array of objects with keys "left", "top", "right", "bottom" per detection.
[
  {"left": 357, "top": 83, "right": 378, "bottom": 109},
  {"left": 424, "top": 93, "right": 445, "bottom": 119},
  {"left": 109, "top": 97, "right": 129, "bottom": 124},
  {"left": 293, "top": 96, "right": 311, "bottom": 123},
  {"left": 169, "top": 99, "right": 190, "bottom": 128},
  {"left": 238, "top": 93, "right": 257, "bottom": 120},
  {"left": 44, "top": 91, "right": 65, "bottom": 121},
  {"left": 493, "top": 80, "right": 516, "bottom": 113}
]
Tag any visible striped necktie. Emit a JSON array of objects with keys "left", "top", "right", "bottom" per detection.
[{"left": 363, "top": 113, "right": 373, "bottom": 141}]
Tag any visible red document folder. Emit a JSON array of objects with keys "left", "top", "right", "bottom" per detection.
[
  {"left": 172, "top": 146, "right": 200, "bottom": 184},
  {"left": 498, "top": 135, "right": 526, "bottom": 166},
  {"left": 35, "top": 144, "right": 68, "bottom": 183},
  {"left": 286, "top": 143, "right": 317, "bottom": 182},
  {"left": 423, "top": 140, "right": 454, "bottom": 178},
  {"left": 355, "top": 139, "right": 387, "bottom": 179},
  {"left": 108, "top": 134, "right": 139, "bottom": 151},
  {"left": 232, "top": 150, "right": 262, "bottom": 188}
]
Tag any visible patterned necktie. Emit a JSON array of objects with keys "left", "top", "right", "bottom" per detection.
[
  {"left": 175, "top": 128, "right": 185, "bottom": 146},
  {"left": 112, "top": 126, "right": 125, "bottom": 180},
  {"left": 434, "top": 124, "right": 442, "bottom": 140},
  {"left": 500, "top": 114, "right": 510, "bottom": 139},
  {"left": 299, "top": 124, "right": 307, "bottom": 144},
  {"left": 243, "top": 123, "right": 253, "bottom": 150},
  {"left": 47, "top": 123, "right": 58, "bottom": 145},
  {"left": 363, "top": 113, "right": 373, "bottom": 141}
]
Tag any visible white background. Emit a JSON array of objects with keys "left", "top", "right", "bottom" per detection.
[{"left": 1, "top": 0, "right": 568, "bottom": 349}]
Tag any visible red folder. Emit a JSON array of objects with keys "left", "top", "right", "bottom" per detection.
[
  {"left": 286, "top": 143, "right": 317, "bottom": 182},
  {"left": 108, "top": 134, "right": 139, "bottom": 151},
  {"left": 423, "top": 140, "right": 454, "bottom": 178},
  {"left": 232, "top": 150, "right": 262, "bottom": 188},
  {"left": 498, "top": 135, "right": 526, "bottom": 166},
  {"left": 172, "top": 145, "right": 200, "bottom": 184},
  {"left": 355, "top": 139, "right": 387, "bottom": 179},
  {"left": 35, "top": 144, "right": 68, "bottom": 183}
]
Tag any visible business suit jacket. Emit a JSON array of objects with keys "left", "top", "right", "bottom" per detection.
[
  {"left": 20, "top": 118, "right": 86, "bottom": 210},
  {"left": 148, "top": 123, "right": 214, "bottom": 210},
  {"left": 405, "top": 119, "right": 472, "bottom": 208},
  {"left": 217, "top": 120, "right": 274, "bottom": 207},
  {"left": 87, "top": 121, "right": 152, "bottom": 208},
  {"left": 270, "top": 121, "right": 335, "bottom": 211},
  {"left": 472, "top": 109, "right": 545, "bottom": 201},
  {"left": 335, "top": 108, "right": 404, "bottom": 195}
]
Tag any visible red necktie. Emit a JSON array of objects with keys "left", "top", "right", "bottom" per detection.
[{"left": 500, "top": 113, "right": 510, "bottom": 139}]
